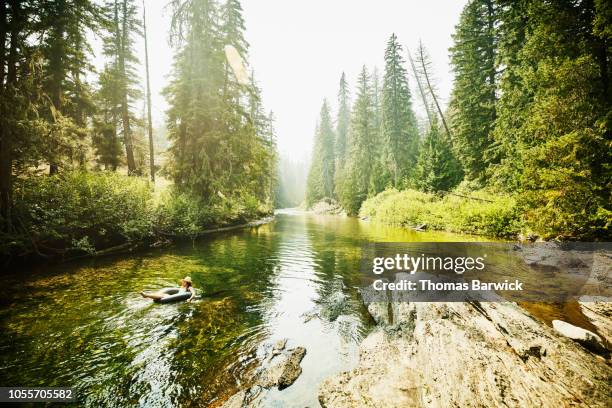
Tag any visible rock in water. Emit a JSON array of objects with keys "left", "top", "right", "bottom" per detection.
[
  {"left": 258, "top": 347, "right": 307, "bottom": 390},
  {"left": 319, "top": 291, "right": 347, "bottom": 322},
  {"left": 268, "top": 338, "right": 288, "bottom": 360},
  {"left": 552, "top": 320, "right": 607, "bottom": 355},
  {"left": 278, "top": 347, "right": 307, "bottom": 389}
]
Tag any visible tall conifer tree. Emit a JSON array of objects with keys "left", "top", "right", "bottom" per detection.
[
  {"left": 306, "top": 100, "right": 335, "bottom": 205},
  {"left": 415, "top": 115, "right": 462, "bottom": 192},
  {"left": 449, "top": 0, "right": 498, "bottom": 183},
  {"left": 339, "top": 66, "right": 376, "bottom": 214},
  {"left": 381, "top": 33, "right": 419, "bottom": 187}
]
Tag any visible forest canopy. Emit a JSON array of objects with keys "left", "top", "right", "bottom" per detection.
[
  {"left": 0, "top": 0, "right": 277, "bottom": 260},
  {"left": 306, "top": 0, "right": 611, "bottom": 240}
]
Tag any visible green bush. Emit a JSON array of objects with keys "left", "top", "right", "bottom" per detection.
[
  {"left": 360, "top": 188, "right": 522, "bottom": 238},
  {"left": 155, "top": 189, "right": 271, "bottom": 239},
  {"left": 2, "top": 171, "right": 273, "bottom": 259},
  {"left": 8, "top": 171, "right": 155, "bottom": 255}
]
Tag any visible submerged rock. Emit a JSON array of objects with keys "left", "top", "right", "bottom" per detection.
[
  {"left": 219, "top": 387, "right": 262, "bottom": 408},
  {"left": 267, "top": 338, "right": 288, "bottom": 361},
  {"left": 552, "top": 319, "right": 607, "bottom": 355},
  {"left": 319, "top": 301, "right": 612, "bottom": 407},
  {"left": 319, "top": 291, "right": 348, "bottom": 322}
]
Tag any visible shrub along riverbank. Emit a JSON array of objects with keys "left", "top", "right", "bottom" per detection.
[
  {"left": 1, "top": 172, "right": 272, "bottom": 263},
  {"left": 359, "top": 185, "right": 611, "bottom": 240},
  {"left": 359, "top": 188, "right": 523, "bottom": 239}
]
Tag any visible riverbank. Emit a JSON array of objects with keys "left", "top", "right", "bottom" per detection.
[
  {"left": 359, "top": 188, "right": 521, "bottom": 238},
  {"left": 1, "top": 171, "right": 273, "bottom": 264}
]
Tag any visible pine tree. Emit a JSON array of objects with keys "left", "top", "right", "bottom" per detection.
[
  {"left": 372, "top": 66, "right": 382, "bottom": 134},
  {"left": 220, "top": 0, "right": 248, "bottom": 97},
  {"left": 333, "top": 72, "right": 350, "bottom": 199},
  {"left": 143, "top": 0, "right": 155, "bottom": 181},
  {"left": 220, "top": 0, "right": 248, "bottom": 56},
  {"left": 380, "top": 33, "right": 419, "bottom": 187},
  {"left": 339, "top": 66, "right": 376, "bottom": 214},
  {"left": 306, "top": 100, "right": 335, "bottom": 205},
  {"left": 165, "top": 0, "right": 276, "bottom": 205},
  {"left": 493, "top": 0, "right": 611, "bottom": 237},
  {"left": 335, "top": 72, "right": 350, "bottom": 171},
  {"left": 413, "top": 40, "right": 452, "bottom": 138},
  {"left": 449, "top": 0, "right": 498, "bottom": 183},
  {"left": 415, "top": 115, "right": 462, "bottom": 192},
  {"left": 92, "top": 68, "right": 122, "bottom": 170},
  {"left": 41, "top": 0, "right": 99, "bottom": 174}
]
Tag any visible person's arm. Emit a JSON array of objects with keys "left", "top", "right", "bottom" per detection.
[{"left": 187, "top": 287, "right": 196, "bottom": 302}]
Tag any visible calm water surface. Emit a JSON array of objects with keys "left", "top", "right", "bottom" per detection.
[{"left": 0, "top": 211, "right": 521, "bottom": 407}]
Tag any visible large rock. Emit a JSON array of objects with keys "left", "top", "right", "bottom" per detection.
[
  {"left": 259, "top": 346, "right": 307, "bottom": 390},
  {"left": 552, "top": 319, "right": 607, "bottom": 355},
  {"left": 319, "top": 301, "right": 612, "bottom": 407},
  {"left": 220, "top": 344, "right": 307, "bottom": 407}
]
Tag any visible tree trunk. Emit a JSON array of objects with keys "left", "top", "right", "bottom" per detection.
[
  {"left": 0, "top": 0, "right": 16, "bottom": 231},
  {"left": 48, "top": 0, "right": 66, "bottom": 176},
  {"left": 118, "top": 0, "right": 136, "bottom": 175},
  {"left": 485, "top": 0, "right": 497, "bottom": 123},
  {"left": 407, "top": 48, "right": 434, "bottom": 128},
  {"left": 143, "top": 0, "right": 155, "bottom": 182},
  {"left": 417, "top": 43, "right": 452, "bottom": 138}
]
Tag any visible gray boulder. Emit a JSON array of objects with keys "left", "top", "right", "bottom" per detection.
[{"left": 258, "top": 346, "right": 307, "bottom": 390}]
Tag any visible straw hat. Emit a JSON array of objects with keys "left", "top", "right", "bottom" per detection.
[{"left": 182, "top": 276, "right": 192, "bottom": 284}]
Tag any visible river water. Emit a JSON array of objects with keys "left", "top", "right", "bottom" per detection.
[{"left": 0, "top": 210, "right": 581, "bottom": 407}]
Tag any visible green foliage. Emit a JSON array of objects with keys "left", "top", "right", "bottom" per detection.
[
  {"left": 338, "top": 66, "right": 378, "bottom": 215},
  {"left": 2, "top": 171, "right": 273, "bottom": 258},
  {"left": 520, "top": 129, "right": 611, "bottom": 239},
  {"left": 306, "top": 100, "right": 335, "bottom": 206},
  {"left": 381, "top": 33, "right": 419, "bottom": 187},
  {"left": 39, "top": 0, "right": 99, "bottom": 172},
  {"left": 449, "top": 0, "right": 498, "bottom": 182},
  {"left": 6, "top": 172, "right": 154, "bottom": 256},
  {"left": 491, "top": 0, "right": 612, "bottom": 239},
  {"left": 156, "top": 189, "right": 267, "bottom": 239},
  {"left": 334, "top": 73, "right": 351, "bottom": 191},
  {"left": 164, "top": 0, "right": 276, "bottom": 208},
  {"left": 415, "top": 119, "right": 463, "bottom": 192},
  {"left": 360, "top": 188, "right": 521, "bottom": 238}
]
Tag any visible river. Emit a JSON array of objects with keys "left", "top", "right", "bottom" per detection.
[{"left": 0, "top": 210, "right": 582, "bottom": 407}]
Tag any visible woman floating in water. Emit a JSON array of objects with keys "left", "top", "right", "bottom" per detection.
[{"left": 141, "top": 276, "right": 196, "bottom": 303}]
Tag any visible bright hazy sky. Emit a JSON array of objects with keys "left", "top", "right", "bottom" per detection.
[{"left": 93, "top": 0, "right": 467, "bottom": 162}]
